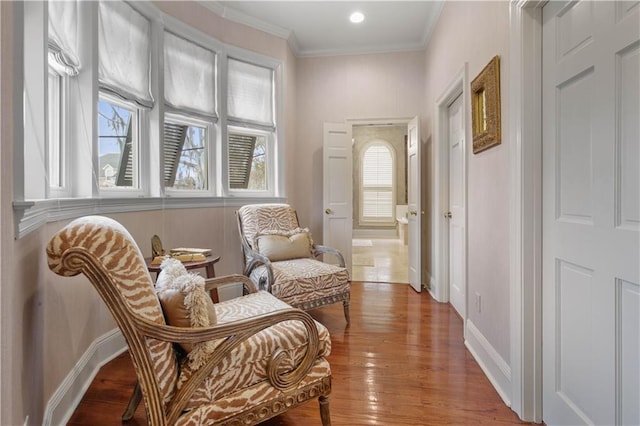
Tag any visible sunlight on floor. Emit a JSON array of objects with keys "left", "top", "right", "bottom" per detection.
[{"left": 351, "top": 238, "right": 408, "bottom": 283}]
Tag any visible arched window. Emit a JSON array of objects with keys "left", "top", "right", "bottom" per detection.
[{"left": 360, "top": 142, "right": 395, "bottom": 223}]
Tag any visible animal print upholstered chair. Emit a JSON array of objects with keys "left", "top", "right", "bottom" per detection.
[
  {"left": 47, "top": 216, "right": 332, "bottom": 426},
  {"left": 237, "top": 204, "right": 351, "bottom": 324}
]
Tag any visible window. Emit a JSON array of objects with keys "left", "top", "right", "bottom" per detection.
[
  {"left": 227, "top": 58, "right": 275, "bottom": 194},
  {"left": 163, "top": 32, "right": 216, "bottom": 193},
  {"left": 16, "top": 1, "right": 286, "bottom": 238},
  {"left": 47, "top": 68, "right": 63, "bottom": 190},
  {"left": 164, "top": 115, "right": 209, "bottom": 191},
  {"left": 98, "top": 96, "right": 138, "bottom": 189},
  {"left": 361, "top": 143, "right": 395, "bottom": 222},
  {"left": 228, "top": 130, "right": 267, "bottom": 190}
]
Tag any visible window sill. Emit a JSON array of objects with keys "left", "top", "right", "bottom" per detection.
[{"left": 13, "top": 195, "right": 285, "bottom": 239}]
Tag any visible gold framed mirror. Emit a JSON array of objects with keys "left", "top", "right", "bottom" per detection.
[{"left": 471, "top": 56, "right": 501, "bottom": 154}]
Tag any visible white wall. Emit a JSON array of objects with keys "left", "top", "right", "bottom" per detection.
[{"left": 422, "top": 0, "right": 511, "bottom": 374}]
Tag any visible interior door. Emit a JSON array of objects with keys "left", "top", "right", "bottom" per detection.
[
  {"left": 542, "top": 2, "right": 639, "bottom": 425},
  {"left": 447, "top": 95, "right": 465, "bottom": 317},
  {"left": 323, "top": 122, "right": 353, "bottom": 274},
  {"left": 407, "top": 116, "right": 421, "bottom": 292}
]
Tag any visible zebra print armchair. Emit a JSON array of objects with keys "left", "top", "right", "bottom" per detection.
[
  {"left": 47, "top": 215, "right": 332, "bottom": 426},
  {"left": 237, "top": 203, "right": 351, "bottom": 324}
]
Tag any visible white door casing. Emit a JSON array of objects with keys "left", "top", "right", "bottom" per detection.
[
  {"left": 542, "top": 2, "right": 640, "bottom": 425},
  {"left": 323, "top": 122, "right": 353, "bottom": 274},
  {"left": 448, "top": 94, "right": 466, "bottom": 318},
  {"left": 407, "top": 116, "right": 421, "bottom": 292}
]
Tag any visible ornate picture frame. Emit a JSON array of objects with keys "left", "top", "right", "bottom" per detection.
[{"left": 471, "top": 56, "right": 501, "bottom": 154}]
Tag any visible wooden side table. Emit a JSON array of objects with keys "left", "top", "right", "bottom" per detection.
[{"left": 145, "top": 254, "right": 221, "bottom": 280}]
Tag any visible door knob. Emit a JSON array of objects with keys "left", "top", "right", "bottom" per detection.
[
  {"left": 409, "top": 210, "right": 418, "bottom": 216},
  {"left": 325, "top": 208, "right": 333, "bottom": 215},
  {"left": 444, "top": 211, "right": 452, "bottom": 219}
]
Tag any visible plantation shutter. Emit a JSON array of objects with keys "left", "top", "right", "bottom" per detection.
[
  {"left": 163, "top": 122, "right": 188, "bottom": 186},
  {"left": 115, "top": 119, "right": 134, "bottom": 187},
  {"left": 228, "top": 134, "right": 256, "bottom": 189},
  {"left": 362, "top": 145, "right": 393, "bottom": 219}
]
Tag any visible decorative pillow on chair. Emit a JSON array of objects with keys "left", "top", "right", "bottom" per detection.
[
  {"left": 255, "top": 228, "right": 313, "bottom": 261},
  {"left": 155, "top": 258, "right": 217, "bottom": 362}
]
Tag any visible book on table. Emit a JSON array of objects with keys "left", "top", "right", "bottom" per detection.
[{"left": 169, "top": 247, "right": 212, "bottom": 257}]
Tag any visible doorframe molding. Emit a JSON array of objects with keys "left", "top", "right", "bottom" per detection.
[
  {"left": 432, "top": 63, "right": 470, "bottom": 310},
  {"left": 508, "top": 0, "right": 544, "bottom": 422}
]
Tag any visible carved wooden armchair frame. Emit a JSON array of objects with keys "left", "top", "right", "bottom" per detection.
[{"left": 47, "top": 216, "right": 332, "bottom": 426}]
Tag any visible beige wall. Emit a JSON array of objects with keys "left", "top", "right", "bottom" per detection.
[
  {"left": 293, "top": 51, "right": 425, "bottom": 241},
  {"left": 0, "top": 3, "right": 296, "bottom": 425},
  {"left": 422, "top": 1, "right": 511, "bottom": 362}
]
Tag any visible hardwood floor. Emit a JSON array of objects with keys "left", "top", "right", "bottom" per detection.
[{"left": 69, "top": 282, "right": 534, "bottom": 425}]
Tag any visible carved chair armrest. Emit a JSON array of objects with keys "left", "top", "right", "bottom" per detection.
[
  {"left": 244, "top": 250, "right": 274, "bottom": 292},
  {"left": 204, "top": 274, "right": 258, "bottom": 295},
  {"left": 134, "top": 308, "right": 320, "bottom": 424},
  {"left": 313, "top": 245, "right": 346, "bottom": 267}
]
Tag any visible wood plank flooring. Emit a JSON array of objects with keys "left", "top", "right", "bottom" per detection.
[{"left": 68, "top": 282, "right": 534, "bottom": 425}]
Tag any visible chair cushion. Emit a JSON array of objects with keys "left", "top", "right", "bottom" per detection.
[
  {"left": 255, "top": 228, "right": 313, "bottom": 261},
  {"left": 178, "top": 291, "right": 331, "bottom": 409},
  {"left": 155, "top": 258, "right": 217, "bottom": 354},
  {"left": 250, "top": 258, "right": 350, "bottom": 307}
]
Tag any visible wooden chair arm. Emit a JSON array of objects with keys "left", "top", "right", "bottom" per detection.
[
  {"left": 313, "top": 245, "right": 346, "bottom": 267},
  {"left": 134, "top": 308, "right": 320, "bottom": 423},
  {"left": 244, "top": 251, "right": 274, "bottom": 292},
  {"left": 204, "top": 274, "right": 257, "bottom": 295}
]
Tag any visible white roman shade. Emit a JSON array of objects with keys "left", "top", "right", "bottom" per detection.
[
  {"left": 164, "top": 32, "right": 216, "bottom": 120},
  {"left": 98, "top": 1, "right": 153, "bottom": 108},
  {"left": 227, "top": 58, "right": 274, "bottom": 130},
  {"left": 48, "top": 0, "right": 80, "bottom": 76}
]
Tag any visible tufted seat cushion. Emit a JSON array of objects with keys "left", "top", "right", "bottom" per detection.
[{"left": 178, "top": 291, "right": 331, "bottom": 413}]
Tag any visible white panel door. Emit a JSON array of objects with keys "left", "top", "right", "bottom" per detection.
[
  {"left": 407, "top": 116, "right": 421, "bottom": 292},
  {"left": 323, "top": 122, "right": 353, "bottom": 274},
  {"left": 542, "top": 2, "right": 639, "bottom": 425},
  {"left": 448, "top": 95, "right": 465, "bottom": 318}
]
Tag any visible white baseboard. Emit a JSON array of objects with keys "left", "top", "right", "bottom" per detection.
[
  {"left": 465, "top": 319, "right": 512, "bottom": 407},
  {"left": 43, "top": 329, "right": 127, "bottom": 426}
]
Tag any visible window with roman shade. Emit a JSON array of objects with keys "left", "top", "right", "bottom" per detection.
[
  {"left": 227, "top": 58, "right": 274, "bottom": 192},
  {"left": 361, "top": 143, "right": 395, "bottom": 222},
  {"left": 162, "top": 32, "right": 215, "bottom": 191}
]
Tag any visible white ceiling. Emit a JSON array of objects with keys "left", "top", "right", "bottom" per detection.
[{"left": 204, "top": 1, "right": 444, "bottom": 57}]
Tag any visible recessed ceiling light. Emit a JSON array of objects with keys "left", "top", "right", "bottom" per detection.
[{"left": 349, "top": 11, "right": 365, "bottom": 24}]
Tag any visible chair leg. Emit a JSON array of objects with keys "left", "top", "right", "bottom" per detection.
[
  {"left": 319, "top": 395, "right": 331, "bottom": 426},
  {"left": 343, "top": 300, "right": 350, "bottom": 325},
  {"left": 122, "top": 380, "right": 142, "bottom": 422}
]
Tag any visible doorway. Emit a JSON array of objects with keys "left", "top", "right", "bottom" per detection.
[{"left": 351, "top": 123, "right": 409, "bottom": 283}]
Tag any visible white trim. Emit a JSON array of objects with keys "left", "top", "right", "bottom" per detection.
[
  {"left": 432, "top": 64, "right": 469, "bottom": 304},
  {"left": 465, "top": 319, "right": 512, "bottom": 407},
  {"left": 508, "top": 0, "right": 544, "bottom": 422},
  {"left": 12, "top": 196, "right": 286, "bottom": 239},
  {"left": 43, "top": 329, "right": 127, "bottom": 426}
]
